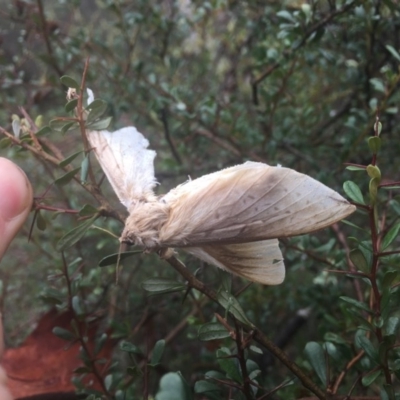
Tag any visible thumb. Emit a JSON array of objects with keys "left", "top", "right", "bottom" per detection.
[{"left": 0, "top": 158, "right": 33, "bottom": 260}]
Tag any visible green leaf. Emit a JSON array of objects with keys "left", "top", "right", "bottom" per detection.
[
  {"left": 61, "top": 122, "right": 77, "bottom": 135},
  {"left": 385, "top": 316, "right": 399, "bottom": 337},
  {"left": 340, "top": 296, "right": 372, "bottom": 313},
  {"left": 142, "top": 278, "right": 186, "bottom": 294},
  {"left": 349, "top": 249, "right": 369, "bottom": 273},
  {"left": 150, "top": 339, "right": 166, "bottom": 366},
  {"left": 249, "top": 345, "right": 263, "bottom": 355},
  {"left": 87, "top": 116, "right": 112, "bottom": 130},
  {"left": 386, "top": 44, "right": 400, "bottom": 62},
  {"left": 59, "top": 150, "right": 84, "bottom": 167},
  {"left": 35, "top": 126, "right": 51, "bottom": 136},
  {"left": 194, "top": 380, "right": 220, "bottom": 394},
  {"left": 87, "top": 100, "right": 108, "bottom": 122},
  {"left": 304, "top": 342, "right": 327, "bottom": 386},
  {"left": 367, "top": 137, "right": 381, "bottom": 154},
  {"left": 156, "top": 372, "right": 192, "bottom": 400},
  {"left": 56, "top": 214, "right": 99, "bottom": 251},
  {"left": 119, "top": 341, "right": 142, "bottom": 354},
  {"left": 54, "top": 167, "right": 81, "bottom": 186},
  {"left": 369, "top": 177, "right": 379, "bottom": 205},
  {"left": 355, "top": 334, "right": 379, "bottom": 364},
  {"left": 361, "top": 369, "right": 381, "bottom": 386},
  {"left": 381, "top": 223, "right": 400, "bottom": 251},
  {"left": 198, "top": 322, "right": 230, "bottom": 341},
  {"left": 53, "top": 326, "right": 75, "bottom": 341},
  {"left": 104, "top": 374, "right": 113, "bottom": 391},
  {"left": 366, "top": 165, "right": 381, "bottom": 180},
  {"left": 381, "top": 185, "right": 400, "bottom": 190},
  {"left": 216, "top": 347, "right": 242, "bottom": 383},
  {"left": 72, "top": 295, "right": 84, "bottom": 316},
  {"left": 60, "top": 75, "right": 79, "bottom": 89},
  {"left": 343, "top": 181, "right": 365, "bottom": 204},
  {"left": 346, "top": 166, "right": 365, "bottom": 171},
  {"left": 79, "top": 204, "right": 99, "bottom": 217},
  {"left": 98, "top": 251, "right": 141, "bottom": 267},
  {"left": 94, "top": 333, "right": 108, "bottom": 356},
  {"left": 217, "top": 290, "right": 253, "bottom": 327},
  {"left": 80, "top": 154, "right": 89, "bottom": 183},
  {"left": 65, "top": 98, "right": 78, "bottom": 112},
  {"left": 50, "top": 119, "right": 73, "bottom": 131},
  {"left": 382, "top": 270, "right": 398, "bottom": 289},
  {"left": 36, "top": 210, "right": 47, "bottom": 231}
]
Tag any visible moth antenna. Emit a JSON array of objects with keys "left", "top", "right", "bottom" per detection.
[{"left": 116, "top": 241, "right": 124, "bottom": 285}]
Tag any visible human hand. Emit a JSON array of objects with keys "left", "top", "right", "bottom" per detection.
[{"left": 0, "top": 157, "right": 33, "bottom": 400}]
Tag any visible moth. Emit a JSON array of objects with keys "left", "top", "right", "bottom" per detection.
[{"left": 85, "top": 96, "right": 355, "bottom": 285}]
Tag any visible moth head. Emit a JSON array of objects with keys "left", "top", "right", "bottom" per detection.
[{"left": 120, "top": 224, "right": 161, "bottom": 250}]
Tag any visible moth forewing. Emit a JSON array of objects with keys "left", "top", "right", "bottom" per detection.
[{"left": 157, "top": 162, "right": 356, "bottom": 247}]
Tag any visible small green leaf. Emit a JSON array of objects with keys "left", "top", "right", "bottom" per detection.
[
  {"left": 98, "top": 251, "right": 141, "bottom": 267},
  {"left": 346, "top": 166, "right": 365, "bottom": 171},
  {"left": 340, "top": 296, "right": 372, "bottom": 313},
  {"left": 385, "top": 316, "right": 399, "bottom": 337},
  {"left": 304, "top": 342, "right": 327, "bottom": 386},
  {"left": 216, "top": 347, "right": 242, "bottom": 383},
  {"left": 104, "top": 374, "right": 113, "bottom": 391},
  {"left": 61, "top": 122, "right": 77, "bottom": 135},
  {"left": 87, "top": 100, "right": 108, "bottom": 122},
  {"left": 12, "top": 118, "right": 20, "bottom": 138},
  {"left": 156, "top": 372, "right": 192, "bottom": 400},
  {"left": 386, "top": 44, "right": 400, "bottom": 62},
  {"left": 366, "top": 165, "right": 381, "bottom": 180},
  {"left": 36, "top": 210, "right": 47, "bottom": 231},
  {"left": 60, "top": 75, "right": 79, "bottom": 89},
  {"left": 249, "top": 345, "right": 263, "bottom": 355},
  {"left": 198, "top": 322, "right": 230, "bottom": 341},
  {"left": 343, "top": 181, "right": 365, "bottom": 204},
  {"left": 59, "top": 150, "right": 84, "bottom": 167},
  {"left": 355, "top": 334, "right": 379, "bottom": 364},
  {"left": 54, "top": 167, "right": 81, "bottom": 186},
  {"left": 87, "top": 116, "right": 112, "bottom": 130},
  {"left": 53, "top": 326, "right": 75, "bottom": 341},
  {"left": 369, "top": 177, "right": 379, "bottom": 205},
  {"left": 50, "top": 119, "right": 72, "bottom": 131},
  {"left": 349, "top": 249, "right": 369, "bottom": 272},
  {"left": 194, "top": 380, "right": 220, "bottom": 394},
  {"left": 217, "top": 290, "right": 253, "bottom": 327},
  {"left": 367, "top": 137, "right": 381, "bottom": 154},
  {"left": 80, "top": 154, "right": 89, "bottom": 183},
  {"left": 381, "top": 185, "right": 400, "bottom": 190},
  {"left": 56, "top": 214, "right": 98, "bottom": 251},
  {"left": 150, "top": 339, "right": 166, "bottom": 366},
  {"left": 382, "top": 270, "right": 398, "bottom": 289},
  {"left": 79, "top": 204, "right": 99, "bottom": 217},
  {"left": 94, "top": 333, "right": 108, "bottom": 356},
  {"left": 119, "top": 341, "right": 142, "bottom": 354},
  {"left": 65, "top": 98, "right": 78, "bottom": 112},
  {"left": 0, "top": 137, "right": 11, "bottom": 148},
  {"left": 361, "top": 369, "right": 381, "bottom": 386},
  {"left": 381, "top": 223, "right": 400, "bottom": 250},
  {"left": 72, "top": 295, "right": 84, "bottom": 316},
  {"left": 142, "top": 278, "right": 186, "bottom": 294},
  {"left": 35, "top": 126, "right": 51, "bottom": 136}
]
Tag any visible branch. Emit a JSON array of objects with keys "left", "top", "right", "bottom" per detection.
[{"left": 164, "top": 254, "right": 326, "bottom": 400}]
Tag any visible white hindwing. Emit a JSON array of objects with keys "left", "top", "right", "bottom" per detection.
[
  {"left": 87, "top": 127, "right": 157, "bottom": 209},
  {"left": 186, "top": 239, "right": 285, "bottom": 285}
]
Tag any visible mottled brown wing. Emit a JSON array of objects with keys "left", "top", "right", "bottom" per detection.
[
  {"left": 159, "top": 162, "right": 355, "bottom": 246},
  {"left": 185, "top": 239, "right": 285, "bottom": 285}
]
